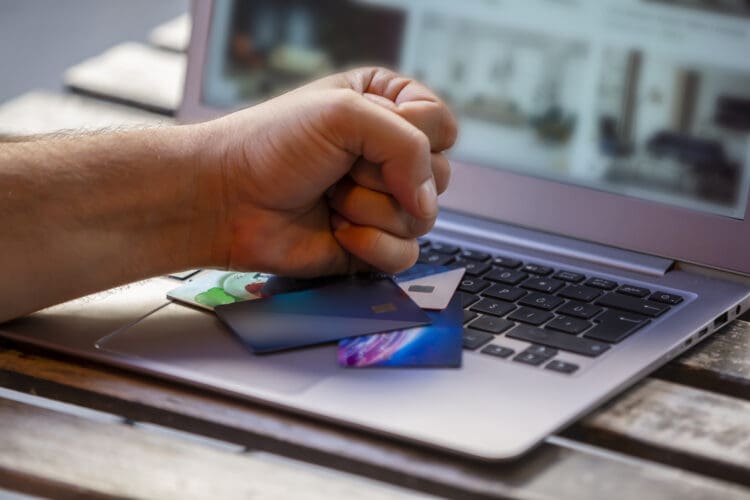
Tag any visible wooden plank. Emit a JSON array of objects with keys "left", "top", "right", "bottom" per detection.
[
  {"left": 0, "top": 397, "right": 423, "bottom": 500},
  {"left": 656, "top": 320, "right": 750, "bottom": 400},
  {"left": 63, "top": 42, "right": 185, "bottom": 115},
  {"left": 148, "top": 13, "right": 191, "bottom": 52},
  {"left": 567, "top": 378, "right": 750, "bottom": 486},
  {"left": 0, "top": 91, "right": 171, "bottom": 137},
  {"left": 0, "top": 347, "right": 747, "bottom": 499}
]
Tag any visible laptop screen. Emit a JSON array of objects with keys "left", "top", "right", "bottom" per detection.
[{"left": 201, "top": 0, "right": 750, "bottom": 220}]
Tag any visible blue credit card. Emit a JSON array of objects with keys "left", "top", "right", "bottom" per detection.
[
  {"left": 392, "top": 264, "right": 454, "bottom": 283},
  {"left": 337, "top": 293, "right": 462, "bottom": 368},
  {"left": 215, "top": 275, "right": 431, "bottom": 353}
]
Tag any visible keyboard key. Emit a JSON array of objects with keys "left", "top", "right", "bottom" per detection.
[
  {"left": 558, "top": 285, "right": 602, "bottom": 303},
  {"left": 469, "top": 316, "right": 514, "bottom": 334},
  {"left": 463, "top": 310, "right": 479, "bottom": 325},
  {"left": 483, "top": 285, "right": 526, "bottom": 302},
  {"left": 455, "top": 258, "right": 491, "bottom": 277},
  {"left": 471, "top": 298, "right": 515, "bottom": 317},
  {"left": 480, "top": 344, "right": 515, "bottom": 358},
  {"left": 430, "top": 242, "right": 460, "bottom": 255},
  {"left": 463, "top": 329, "right": 494, "bottom": 350},
  {"left": 507, "top": 325, "right": 611, "bottom": 357},
  {"left": 458, "top": 277, "right": 491, "bottom": 294},
  {"left": 513, "top": 351, "right": 548, "bottom": 366},
  {"left": 508, "top": 307, "right": 554, "bottom": 326},
  {"left": 459, "top": 292, "right": 480, "bottom": 308},
  {"left": 524, "top": 345, "right": 558, "bottom": 358},
  {"left": 485, "top": 268, "right": 527, "bottom": 285},
  {"left": 546, "top": 316, "right": 592, "bottom": 335},
  {"left": 460, "top": 249, "right": 490, "bottom": 261},
  {"left": 519, "top": 292, "right": 563, "bottom": 311},
  {"left": 617, "top": 285, "right": 651, "bottom": 298},
  {"left": 585, "top": 277, "right": 618, "bottom": 290},
  {"left": 649, "top": 291, "right": 684, "bottom": 305},
  {"left": 584, "top": 310, "right": 649, "bottom": 343},
  {"left": 522, "top": 277, "right": 564, "bottom": 294},
  {"left": 418, "top": 251, "right": 454, "bottom": 266},
  {"left": 557, "top": 301, "right": 602, "bottom": 319},
  {"left": 545, "top": 360, "right": 579, "bottom": 374},
  {"left": 522, "top": 264, "right": 554, "bottom": 276},
  {"left": 417, "top": 238, "right": 431, "bottom": 248},
  {"left": 493, "top": 256, "right": 522, "bottom": 269},
  {"left": 596, "top": 293, "right": 669, "bottom": 318},
  {"left": 554, "top": 270, "right": 585, "bottom": 283}
]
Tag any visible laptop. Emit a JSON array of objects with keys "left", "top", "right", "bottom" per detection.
[{"left": 4, "top": 0, "right": 750, "bottom": 461}]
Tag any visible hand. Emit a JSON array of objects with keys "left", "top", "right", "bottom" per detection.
[{"left": 196, "top": 67, "right": 457, "bottom": 277}]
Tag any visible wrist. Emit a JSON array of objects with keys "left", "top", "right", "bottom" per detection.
[{"left": 167, "top": 121, "right": 233, "bottom": 271}]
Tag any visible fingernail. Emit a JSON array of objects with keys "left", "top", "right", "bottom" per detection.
[
  {"left": 331, "top": 213, "right": 350, "bottom": 231},
  {"left": 418, "top": 178, "right": 438, "bottom": 218}
]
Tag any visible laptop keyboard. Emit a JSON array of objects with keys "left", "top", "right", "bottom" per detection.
[{"left": 418, "top": 238, "right": 685, "bottom": 375}]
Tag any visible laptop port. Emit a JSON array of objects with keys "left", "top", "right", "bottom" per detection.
[
  {"left": 698, "top": 327, "right": 709, "bottom": 338},
  {"left": 714, "top": 311, "right": 729, "bottom": 329}
]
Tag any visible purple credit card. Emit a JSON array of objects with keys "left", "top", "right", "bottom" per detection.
[{"left": 337, "top": 293, "right": 462, "bottom": 368}]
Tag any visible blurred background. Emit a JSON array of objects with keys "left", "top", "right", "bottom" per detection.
[
  {"left": 2, "top": 0, "right": 749, "bottom": 219},
  {"left": 0, "top": 0, "right": 187, "bottom": 103}
]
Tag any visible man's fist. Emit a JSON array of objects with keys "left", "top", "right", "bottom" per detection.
[{"left": 196, "top": 67, "right": 457, "bottom": 277}]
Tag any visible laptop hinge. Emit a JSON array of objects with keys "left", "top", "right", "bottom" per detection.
[{"left": 433, "top": 211, "right": 674, "bottom": 277}]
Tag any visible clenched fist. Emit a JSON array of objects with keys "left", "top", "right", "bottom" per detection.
[{"left": 196, "top": 67, "right": 457, "bottom": 276}]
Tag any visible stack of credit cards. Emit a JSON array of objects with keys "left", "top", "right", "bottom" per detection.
[{"left": 167, "top": 264, "right": 465, "bottom": 368}]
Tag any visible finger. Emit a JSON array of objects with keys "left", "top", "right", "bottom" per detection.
[
  {"left": 304, "top": 67, "right": 458, "bottom": 153},
  {"left": 355, "top": 67, "right": 457, "bottom": 151},
  {"left": 350, "top": 153, "right": 451, "bottom": 195},
  {"left": 364, "top": 92, "right": 457, "bottom": 153},
  {"left": 329, "top": 178, "right": 434, "bottom": 239},
  {"left": 325, "top": 89, "right": 436, "bottom": 220},
  {"left": 331, "top": 214, "right": 419, "bottom": 274}
]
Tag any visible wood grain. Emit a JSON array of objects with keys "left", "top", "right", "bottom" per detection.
[
  {"left": 0, "top": 397, "right": 422, "bottom": 500},
  {"left": 1, "top": 345, "right": 748, "bottom": 499},
  {"left": 656, "top": 320, "right": 750, "bottom": 400},
  {"left": 568, "top": 377, "right": 750, "bottom": 486},
  {"left": 563, "top": 320, "right": 750, "bottom": 486}
]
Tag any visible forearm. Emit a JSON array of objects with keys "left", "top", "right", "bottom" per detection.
[
  {"left": 0, "top": 68, "right": 457, "bottom": 321},
  {"left": 0, "top": 125, "right": 223, "bottom": 321}
]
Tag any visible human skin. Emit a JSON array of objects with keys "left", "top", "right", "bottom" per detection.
[{"left": 0, "top": 67, "right": 457, "bottom": 322}]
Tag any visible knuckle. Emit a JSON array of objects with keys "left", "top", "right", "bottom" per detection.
[
  {"left": 322, "top": 89, "right": 361, "bottom": 128},
  {"left": 410, "top": 129, "right": 431, "bottom": 153},
  {"left": 399, "top": 239, "right": 420, "bottom": 272},
  {"left": 440, "top": 110, "right": 459, "bottom": 149},
  {"left": 363, "top": 65, "right": 391, "bottom": 77},
  {"left": 366, "top": 229, "right": 386, "bottom": 258},
  {"left": 433, "top": 155, "right": 452, "bottom": 194},
  {"left": 405, "top": 213, "right": 433, "bottom": 238}
]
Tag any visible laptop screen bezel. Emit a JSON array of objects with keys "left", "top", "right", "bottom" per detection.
[{"left": 180, "top": 0, "right": 750, "bottom": 277}]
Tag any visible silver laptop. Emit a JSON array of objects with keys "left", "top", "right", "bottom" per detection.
[{"left": 4, "top": 0, "right": 750, "bottom": 461}]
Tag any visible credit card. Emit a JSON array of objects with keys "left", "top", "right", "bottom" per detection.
[
  {"left": 260, "top": 274, "right": 342, "bottom": 296},
  {"left": 167, "top": 270, "right": 271, "bottom": 311},
  {"left": 392, "top": 264, "right": 465, "bottom": 310},
  {"left": 338, "top": 293, "right": 462, "bottom": 367},
  {"left": 215, "top": 276, "right": 431, "bottom": 353}
]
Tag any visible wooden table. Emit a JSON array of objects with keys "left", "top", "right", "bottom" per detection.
[{"left": 0, "top": 294, "right": 748, "bottom": 499}]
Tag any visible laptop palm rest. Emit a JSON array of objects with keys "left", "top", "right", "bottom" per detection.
[{"left": 96, "top": 302, "right": 337, "bottom": 395}]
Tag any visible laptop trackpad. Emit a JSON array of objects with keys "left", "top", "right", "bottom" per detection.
[{"left": 96, "top": 302, "right": 337, "bottom": 395}]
